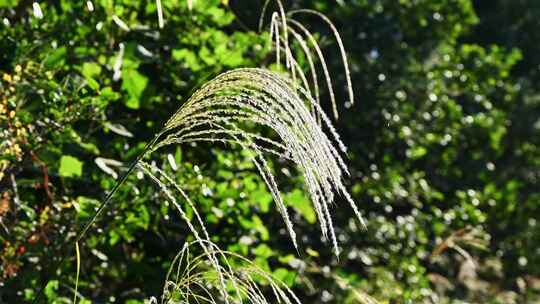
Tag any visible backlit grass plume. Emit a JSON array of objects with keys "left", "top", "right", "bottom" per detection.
[
  {"left": 145, "top": 68, "right": 365, "bottom": 257},
  {"left": 149, "top": 240, "right": 301, "bottom": 304}
]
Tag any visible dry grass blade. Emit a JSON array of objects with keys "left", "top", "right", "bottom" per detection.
[
  {"left": 156, "top": 0, "right": 164, "bottom": 28},
  {"left": 73, "top": 242, "right": 80, "bottom": 304},
  {"left": 260, "top": 0, "right": 292, "bottom": 69}
]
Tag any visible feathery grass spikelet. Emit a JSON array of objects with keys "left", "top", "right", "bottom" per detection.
[{"left": 147, "top": 68, "right": 363, "bottom": 256}]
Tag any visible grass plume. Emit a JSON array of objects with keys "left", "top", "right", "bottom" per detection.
[{"left": 150, "top": 68, "right": 365, "bottom": 256}]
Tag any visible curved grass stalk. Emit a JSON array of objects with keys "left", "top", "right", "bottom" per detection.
[
  {"left": 259, "top": 3, "right": 354, "bottom": 119},
  {"left": 259, "top": 0, "right": 292, "bottom": 69},
  {"left": 138, "top": 161, "right": 235, "bottom": 304},
  {"left": 289, "top": 9, "right": 355, "bottom": 106},
  {"left": 286, "top": 19, "right": 338, "bottom": 120},
  {"left": 269, "top": 12, "right": 281, "bottom": 68},
  {"left": 287, "top": 26, "right": 321, "bottom": 118},
  {"left": 287, "top": 19, "right": 339, "bottom": 118},
  {"left": 73, "top": 242, "right": 80, "bottom": 304},
  {"left": 156, "top": 0, "right": 164, "bottom": 28}
]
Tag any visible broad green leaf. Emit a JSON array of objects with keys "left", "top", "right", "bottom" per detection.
[
  {"left": 273, "top": 268, "right": 295, "bottom": 287},
  {"left": 100, "top": 87, "right": 121, "bottom": 100},
  {"left": 59, "top": 155, "right": 83, "bottom": 177},
  {"left": 44, "top": 280, "right": 59, "bottom": 299},
  {"left": 409, "top": 146, "right": 427, "bottom": 159},
  {"left": 175, "top": 147, "right": 183, "bottom": 164},
  {"left": 121, "top": 68, "right": 148, "bottom": 109},
  {"left": 87, "top": 78, "right": 100, "bottom": 90},
  {"left": 82, "top": 62, "right": 102, "bottom": 79},
  {"left": 252, "top": 215, "right": 269, "bottom": 240},
  {"left": 253, "top": 244, "right": 273, "bottom": 259},
  {"left": 172, "top": 49, "right": 202, "bottom": 71},
  {"left": 250, "top": 187, "right": 272, "bottom": 212}
]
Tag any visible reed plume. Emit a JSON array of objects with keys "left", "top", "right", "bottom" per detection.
[{"left": 146, "top": 68, "right": 364, "bottom": 258}]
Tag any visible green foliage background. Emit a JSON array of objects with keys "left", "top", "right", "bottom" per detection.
[{"left": 1, "top": 0, "right": 539, "bottom": 303}]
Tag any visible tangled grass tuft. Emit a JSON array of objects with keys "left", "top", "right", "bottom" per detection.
[{"left": 149, "top": 240, "right": 301, "bottom": 304}]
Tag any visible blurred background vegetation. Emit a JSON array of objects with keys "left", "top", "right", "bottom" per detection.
[{"left": 1, "top": 0, "right": 539, "bottom": 303}]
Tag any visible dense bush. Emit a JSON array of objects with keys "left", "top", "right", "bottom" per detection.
[{"left": 1, "top": 0, "right": 539, "bottom": 303}]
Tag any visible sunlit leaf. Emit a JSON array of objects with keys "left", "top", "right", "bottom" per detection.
[{"left": 59, "top": 155, "right": 83, "bottom": 177}]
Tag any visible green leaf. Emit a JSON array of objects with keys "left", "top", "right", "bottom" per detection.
[
  {"left": 253, "top": 244, "right": 273, "bottom": 259},
  {"left": 81, "top": 62, "right": 102, "bottom": 90},
  {"left": 306, "top": 248, "right": 319, "bottom": 257},
  {"left": 59, "top": 155, "right": 83, "bottom": 177},
  {"left": 82, "top": 62, "right": 102, "bottom": 79},
  {"left": 273, "top": 268, "right": 295, "bottom": 287},
  {"left": 79, "top": 142, "right": 100, "bottom": 155},
  {"left": 285, "top": 189, "right": 316, "bottom": 224},
  {"left": 175, "top": 147, "right": 183, "bottom": 164},
  {"left": 43, "top": 47, "right": 67, "bottom": 69},
  {"left": 172, "top": 49, "right": 202, "bottom": 71},
  {"left": 121, "top": 68, "right": 148, "bottom": 109},
  {"left": 100, "top": 87, "right": 121, "bottom": 101},
  {"left": 409, "top": 146, "right": 428, "bottom": 159},
  {"left": 75, "top": 196, "right": 100, "bottom": 219},
  {"left": 44, "top": 280, "right": 59, "bottom": 299},
  {"left": 206, "top": 7, "right": 234, "bottom": 26},
  {"left": 252, "top": 215, "right": 269, "bottom": 240},
  {"left": 250, "top": 187, "right": 272, "bottom": 213},
  {"left": 199, "top": 47, "right": 217, "bottom": 65},
  {"left": 0, "top": 0, "right": 18, "bottom": 8},
  {"left": 109, "top": 230, "right": 121, "bottom": 246},
  {"left": 87, "top": 78, "right": 100, "bottom": 90}
]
